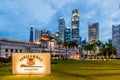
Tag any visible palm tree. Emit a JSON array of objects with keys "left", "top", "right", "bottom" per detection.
[
  {"left": 111, "top": 46, "right": 117, "bottom": 59},
  {"left": 99, "top": 44, "right": 106, "bottom": 60},
  {"left": 105, "top": 42, "right": 117, "bottom": 59},
  {"left": 71, "top": 41, "right": 79, "bottom": 54},
  {"left": 57, "top": 41, "right": 62, "bottom": 59},
  {"left": 99, "top": 42, "right": 117, "bottom": 60},
  {"left": 63, "top": 41, "right": 69, "bottom": 59},
  {"left": 84, "top": 43, "right": 94, "bottom": 59},
  {"left": 70, "top": 41, "right": 78, "bottom": 49},
  {"left": 93, "top": 40, "right": 102, "bottom": 59},
  {"left": 84, "top": 43, "right": 89, "bottom": 55}
]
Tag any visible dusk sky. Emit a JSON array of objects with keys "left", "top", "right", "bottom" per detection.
[{"left": 0, "top": 0, "right": 120, "bottom": 42}]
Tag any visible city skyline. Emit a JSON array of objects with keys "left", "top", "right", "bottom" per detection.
[{"left": 0, "top": 0, "right": 120, "bottom": 42}]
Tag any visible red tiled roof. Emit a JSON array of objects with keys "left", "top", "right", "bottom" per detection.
[{"left": 39, "top": 34, "right": 50, "bottom": 41}]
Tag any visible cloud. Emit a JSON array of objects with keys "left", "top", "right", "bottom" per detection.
[
  {"left": 0, "top": 0, "right": 120, "bottom": 42},
  {"left": 0, "top": 0, "right": 56, "bottom": 41},
  {"left": 79, "top": 0, "right": 120, "bottom": 42}
]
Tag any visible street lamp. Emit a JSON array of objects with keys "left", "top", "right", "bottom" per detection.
[
  {"left": 105, "top": 46, "right": 108, "bottom": 60},
  {"left": 0, "top": 44, "right": 1, "bottom": 56}
]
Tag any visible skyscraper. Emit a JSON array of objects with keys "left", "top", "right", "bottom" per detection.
[
  {"left": 64, "top": 27, "right": 71, "bottom": 42},
  {"left": 71, "top": 9, "right": 80, "bottom": 43},
  {"left": 59, "top": 18, "right": 65, "bottom": 42},
  {"left": 112, "top": 24, "right": 120, "bottom": 54},
  {"left": 35, "top": 28, "right": 41, "bottom": 42},
  {"left": 30, "top": 27, "right": 33, "bottom": 42},
  {"left": 88, "top": 23, "right": 99, "bottom": 43}
]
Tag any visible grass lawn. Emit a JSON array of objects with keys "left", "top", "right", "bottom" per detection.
[{"left": 0, "top": 60, "right": 120, "bottom": 80}]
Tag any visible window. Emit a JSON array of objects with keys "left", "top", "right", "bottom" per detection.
[
  {"left": 15, "top": 49, "right": 17, "bottom": 53},
  {"left": 11, "top": 49, "right": 13, "bottom": 52},
  {"left": 20, "top": 49, "right": 22, "bottom": 53},
  {"left": 6, "top": 49, "right": 8, "bottom": 52},
  {"left": 72, "top": 25, "right": 77, "bottom": 29}
]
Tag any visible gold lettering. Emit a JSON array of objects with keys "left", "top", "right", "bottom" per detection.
[{"left": 19, "top": 55, "right": 43, "bottom": 62}]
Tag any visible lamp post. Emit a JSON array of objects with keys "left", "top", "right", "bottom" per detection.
[
  {"left": 105, "top": 46, "right": 108, "bottom": 60},
  {"left": 0, "top": 44, "right": 1, "bottom": 56},
  {"left": 50, "top": 40, "right": 54, "bottom": 54},
  {"left": 49, "top": 37, "right": 54, "bottom": 56}
]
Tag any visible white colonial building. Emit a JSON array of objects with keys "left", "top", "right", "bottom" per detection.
[
  {"left": 0, "top": 38, "right": 41, "bottom": 57},
  {"left": 0, "top": 37, "right": 80, "bottom": 60}
]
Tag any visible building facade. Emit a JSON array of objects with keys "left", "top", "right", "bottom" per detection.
[
  {"left": 0, "top": 38, "right": 41, "bottom": 57},
  {"left": 112, "top": 24, "right": 120, "bottom": 54},
  {"left": 59, "top": 18, "right": 65, "bottom": 42},
  {"left": 30, "top": 27, "right": 33, "bottom": 42},
  {"left": 88, "top": 23, "right": 99, "bottom": 43},
  {"left": 71, "top": 9, "right": 80, "bottom": 43},
  {"left": 64, "top": 28, "right": 71, "bottom": 42}
]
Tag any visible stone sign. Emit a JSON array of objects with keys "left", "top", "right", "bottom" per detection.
[{"left": 12, "top": 53, "right": 50, "bottom": 75}]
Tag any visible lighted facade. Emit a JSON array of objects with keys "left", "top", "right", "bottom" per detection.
[
  {"left": 71, "top": 9, "right": 80, "bottom": 43},
  {"left": 112, "top": 24, "right": 120, "bottom": 54},
  {"left": 88, "top": 23, "right": 99, "bottom": 43},
  {"left": 59, "top": 18, "right": 65, "bottom": 42},
  {"left": 64, "top": 28, "right": 71, "bottom": 42}
]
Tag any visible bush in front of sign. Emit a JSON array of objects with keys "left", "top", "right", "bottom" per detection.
[
  {"left": 8, "top": 55, "right": 12, "bottom": 62},
  {"left": 0, "top": 57, "right": 9, "bottom": 63}
]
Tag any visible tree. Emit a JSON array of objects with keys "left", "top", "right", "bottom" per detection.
[
  {"left": 99, "top": 42, "right": 117, "bottom": 60},
  {"left": 93, "top": 40, "right": 103, "bottom": 59},
  {"left": 84, "top": 43, "right": 95, "bottom": 59},
  {"left": 63, "top": 41, "right": 69, "bottom": 59},
  {"left": 70, "top": 41, "right": 78, "bottom": 49},
  {"left": 57, "top": 41, "right": 62, "bottom": 59}
]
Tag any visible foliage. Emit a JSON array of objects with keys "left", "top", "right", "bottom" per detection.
[
  {"left": 100, "top": 42, "right": 117, "bottom": 56},
  {"left": 0, "top": 57, "right": 9, "bottom": 63},
  {"left": 83, "top": 41, "right": 117, "bottom": 58}
]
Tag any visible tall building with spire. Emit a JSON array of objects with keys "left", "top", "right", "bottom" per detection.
[
  {"left": 29, "top": 27, "right": 33, "bottom": 42},
  {"left": 71, "top": 9, "right": 80, "bottom": 43},
  {"left": 59, "top": 18, "right": 65, "bottom": 42}
]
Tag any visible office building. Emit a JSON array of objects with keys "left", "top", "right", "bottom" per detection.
[
  {"left": 35, "top": 28, "right": 41, "bottom": 42},
  {"left": 88, "top": 23, "right": 99, "bottom": 43},
  {"left": 71, "top": 9, "right": 80, "bottom": 43},
  {"left": 112, "top": 24, "right": 120, "bottom": 54},
  {"left": 59, "top": 18, "right": 65, "bottom": 42},
  {"left": 29, "top": 27, "right": 33, "bottom": 42},
  {"left": 64, "top": 28, "right": 71, "bottom": 42}
]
